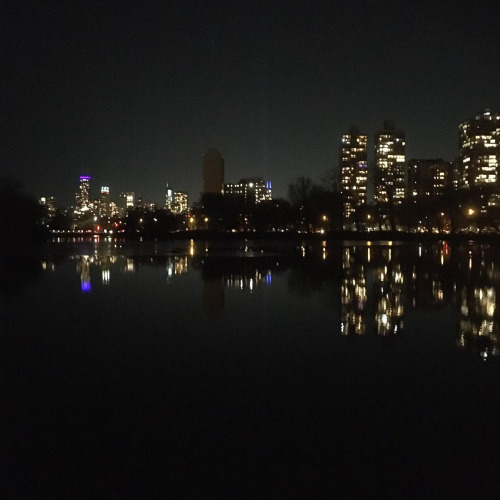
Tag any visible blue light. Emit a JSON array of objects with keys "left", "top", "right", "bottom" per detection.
[
  {"left": 266, "top": 274, "right": 272, "bottom": 284},
  {"left": 81, "top": 281, "right": 92, "bottom": 292},
  {"left": 266, "top": 181, "right": 272, "bottom": 189}
]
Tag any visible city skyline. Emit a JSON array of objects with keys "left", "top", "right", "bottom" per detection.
[
  {"left": 2, "top": 2, "right": 499, "bottom": 206},
  {"left": 34, "top": 109, "right": 498, "bottom": 214}
]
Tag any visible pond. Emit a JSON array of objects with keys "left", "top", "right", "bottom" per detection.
[{"left": 1, "top": 238, "right": 499, "bottom": 496}]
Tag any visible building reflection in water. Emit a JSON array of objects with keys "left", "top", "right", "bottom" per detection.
[
  {"left": 374, "top": 257, "right": 404, "bottom": 336},
  {"left": 460, "top": 285, "right": 498, "bottom": 359},
  {"left": 202, "top": 260, "right": 275, "bottom": 317},
  {"left": 453, "top": 245, "right": 500, "bottom": 359},
  {"left": 44, "top": 251, "right": 274, "bottom": 320},
  {"left": 77, "top": 256, "right": 92, "bottom": 293},
  {"left": 225, "top": 269, "right": 272, "bottom": 292},
  {"left": 341, "top": 247, "right": 367, "bottom": 335},
  {"left": 339, "top": 242, "right": 498, "bottom": 347},
  {"left": 63, "top": 254, "right": 192, "bottom": 293},
  {"left": 340, "top": 244, "right": 404, "bottom": 336},
  {"left": 39, "top": 240, "right": 500, "bottom": 359}
]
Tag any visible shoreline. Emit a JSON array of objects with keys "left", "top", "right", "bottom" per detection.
[{"left": 44, "top": 230, "right": 500, "bottom": 244}]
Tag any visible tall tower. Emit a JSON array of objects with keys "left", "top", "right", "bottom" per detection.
[
  {"left": 203, "top": 148, "right": 225, "bottom": 194},
  {"left": 75, "top": 175, "right": 91, "bottom": 214},
  {"left": 340, "top": 127, "right": 368, "bottom": 224},
  {"left": 165, "top": 183, "right": 173, "bottom": 211},
  {"left": 375, "top": 121, "right": 406, "bottom": 205},
  {"left": 459, "top": 109, "right": 499, "bottom": 187},
  {"left": 98, "top": 186, "right": 110, "bottom": 217}
]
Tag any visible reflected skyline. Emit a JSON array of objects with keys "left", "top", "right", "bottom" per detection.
[{"left": 35, "top": 238, "right": 500, "bottom": 358}]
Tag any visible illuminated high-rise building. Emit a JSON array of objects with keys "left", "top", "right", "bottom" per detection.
[
  {"left": 97, "top": 186, "right": 110, "bottom": 217},
  {"left": 75, "top": 175, "right": 91, "bottom": 214},
  {"left": 165, "top": 183, "right": 173, "bottom": 211},
  {"left": 119, "top": 192, "right": 135, "bottom": 215},
  {"left": 125, "top": 192, "right": 135, "bottom": 208},
  {"left": 459, "top": 109, "right": 499, "bottom": 187},
  {"left": 375, "top": 121, "right": 406, "bottom": 205},
  {"left": 39, "top": 196, "right": 57, "bottom": 218},
  {"left": 172, "top": 191, "right": 188, "bottom": 214},
  {"left": 203, "top": 148, "right": 225, "bottom": 194},
  {"left": 224, "top": 178, "right": 272, "bottom": 206},
  {"left": 407, "top": 159, "right": 452, "bottom": 198},
  {"left": 340, "top": 127, "right": 368, "bottom": 223}
]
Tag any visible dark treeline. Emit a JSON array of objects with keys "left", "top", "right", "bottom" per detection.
[
  {"left": 121, "top": 178, "right": 499, "bottom": 236},
  {"left": 0, "top": 177, "right": 48, "bottom": 245},
  {"left": 4, "top": 176, "right": 500, "bottom": 239}
]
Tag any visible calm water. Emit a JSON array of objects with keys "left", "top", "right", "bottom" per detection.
[{"left": 2, "top": 238, "right": 500, "bottom": 497}]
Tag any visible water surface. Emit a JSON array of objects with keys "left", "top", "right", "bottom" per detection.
[{"left": 2, "top": 239, "right": 499, "bottom": 496}]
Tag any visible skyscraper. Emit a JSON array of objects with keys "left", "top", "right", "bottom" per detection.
[
  {"left": 165, "top": 183, "right": 173, "bottom": 211},
  {"left": 340, "top": 127, "right": 368, "bottom": 224},
  {"left": 97, "top": 186, "right": 110, "bottom": 217},
  {"left": 203, "top": 148, "right": 224, "bottom": 194},
  {"left": 375, "top": 121, "right": 406, "bottom": 205},
  {"left": 459, "top": 109, "right": 499, "bottom": 187},
  {"left": 75, "top": 175, "right": 91, "bottom": 214},
  {"left": 172, "top": 191, "right": 188, "bottom": 214}
]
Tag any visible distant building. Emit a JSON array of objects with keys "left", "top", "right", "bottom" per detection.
[
  {"left": 39, "top": 196, "right": 57, "bottom": 218},
  {"left": 375, "top": 121, "right": 406, "bottom": 205},
  {"left": 340, "top": 127, "right": 368, "bottom": 224},
  {"left": 407, "top": 159, "right": 452, "bottom": 198},
  {"left": 459, "top": 109, "right": 499, "bottom": 187},
  {"left": 125, "top": 192, "right": 135, "bottom": 208},
  {"left": 165, "top": 183, "right": 173, "bottom": 211},
  {"left": 203, "top": 148, "right": 225, "bottom": 194},
  {"left": 119, "top": 192, "right": 135, "bottom": 215},
  {"left": 450, "top": 158, "right": 467, "bottom": 191},
  {"left": 96, "top": 186, "right": 110, "bottom": 217},
  {"left": 75, "top": 176, "right": 91, "bottom": 215},
  {"left": 109, "top": 202, "right": 119, "bottom": 217},
  {"left": 172, "top": 191, "right": 188, "bottom": 214},
  {"left": 224, "top": 178, "right": 272, "bottom": 205}
]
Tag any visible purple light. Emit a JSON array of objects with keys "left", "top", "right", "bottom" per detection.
[
  {"left": 80, "top": 176, "right": 91, "bottom": 180},
  {"left": 81, "top": 281, "right": 92, "bottom": 292}
]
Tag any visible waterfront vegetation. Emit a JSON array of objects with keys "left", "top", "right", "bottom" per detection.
[{"left": 2, "top": 176, "right": 500, "bottom": 242}]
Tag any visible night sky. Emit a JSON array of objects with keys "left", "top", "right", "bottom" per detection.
[{"left": 2, "top": 0, "right": 499, "bottom": 206}]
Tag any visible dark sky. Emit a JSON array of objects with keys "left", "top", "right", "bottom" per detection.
[{"left": 2, "top": 0, "right": 499, "bottom": 206}]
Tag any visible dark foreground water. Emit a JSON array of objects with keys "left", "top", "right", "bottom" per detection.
[{"left": 1, "top": 238, "right": 500, "bottom": 497}]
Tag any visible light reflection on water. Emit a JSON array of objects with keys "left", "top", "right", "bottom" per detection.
[{"left": 32, "top": 239, "right": 500, "bottom": 359}]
